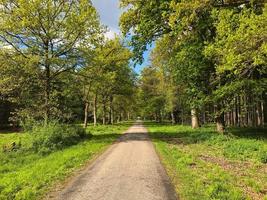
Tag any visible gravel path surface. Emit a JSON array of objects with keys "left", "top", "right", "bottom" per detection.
[{"left": 51, "top": 121, "right": 177, "bottom": 200}]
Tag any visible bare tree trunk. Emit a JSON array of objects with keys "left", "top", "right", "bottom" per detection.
[
  {"left": 102, "top": 102, "right": 106, "bottom": 125},
  {"left": 215, "top": 104, "right": 225, "bottom": 133},
  {"left": 226, "top": 111, "right": 229, "bottom": 127},
  {"left": 83, "top": 102, "right": 89, "bottom": 128},
  {"left": 234, "top": 98, "right": 238, "bottom": 126},
  {"left": 247, "top": 96, "right": 252, "bottom": 127},
  {"left": 245, "top": 95, "right": 248, "bottom": 127},
  {"left": 159, "top": 111, "right": 162, "bottom": 123},
  {"left": 83, "top": 88, "right": 91, "bottom": 128},
  {"left": 120, "top": 112, "right": 123, "bottom": 122},
  {"left": 261, "top": 100, "right": 265, "bottom": 126},
  {"left": 191, "top": 108, "right": 200, "bottom": 129},
  {"left": 171, "top": 111, "right": 175, "bottom": 125},
  {"left": 108, "top": 96, "right": 113, "bottom": 124},
  {"left": 203, "top": 110, "right": 206, "bottom": 125},
  {"left": 216, "top": 114, "right": 225, "bottom": 133},
  {"left": 93, "top": 94, "right": 97, "bottom": 126},
  {"left": 181, "top": 109, "right": 184, "bottom": 125},
  {"left": 256, "top": 102, "right": 261, "bottom": 126},
  {"left": 237, "top": 96, "right": 242, "bottom": 127}
]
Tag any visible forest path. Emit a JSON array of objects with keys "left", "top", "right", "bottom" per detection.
[{"left": 50, "top": 121, "right": 177, "bottom": 200}]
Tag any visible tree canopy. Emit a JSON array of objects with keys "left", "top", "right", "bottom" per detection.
[{"left": 120, "top": 0, "right": 267, "bottom": 132}]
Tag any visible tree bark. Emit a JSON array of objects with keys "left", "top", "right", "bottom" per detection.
[
  {"left": 127, "top": 112, "right": 130, "bottom": 121},
  {"left": 108, "top": 96, "right": 113, "bottom": 124},
  {"left": 102, "top": 102, "right": 106, "bottom": 125},
  {"left": 215, "top": 105, "right": 225, "bottom": 133},
  {"left": 191, "top": 108, "right": 200, "bottom": 129},
  {"left": 83, "top": 102, "right": 89, "bottom": 128},
  {"left": 203, "top": 110, "right": 206, "bottom": 124},
  {"left": 181, "top": 109, "right": 184, "bottom": 125},
  {"left": 261, "top": 100, "right": 265, "bottom": 126},
  {"left": 120, "top": 112, "right": 123, "bottom": 122},
  {"left": 44, "top": 41, "right": 50, "bottom": 125},
  {"left": 44, "top": 72, "right": 50, "bottom": 125},
  {"left": 93, "top": 94, "right": 97, "bottom": 126},
  {"left": 171, "top": 111, "right": 175, "bottom": 125}
]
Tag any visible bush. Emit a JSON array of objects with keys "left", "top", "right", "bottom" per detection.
[
  {"left": 30, "top": 122, "right": 89, "bottom": 154},
  {"left": 20, "top": 117, "right": 41, "bottom": 132}
]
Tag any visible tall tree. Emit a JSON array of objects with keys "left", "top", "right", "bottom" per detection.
[
  {"left": 0, "top": 0, "right": 102, "bottom": 123},
  {"left": 80, "top": 37, "right": 134, "bottom": 127}
]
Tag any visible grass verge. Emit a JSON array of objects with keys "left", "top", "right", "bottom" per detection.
[
  {"left": 146, "top": 122, "right": 267, "bottom": 200},
  {"left": 0, "top": 122, "right": 131, "bottom": 200}
]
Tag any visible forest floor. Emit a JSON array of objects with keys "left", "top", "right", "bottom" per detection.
[
  {"left": 146, "top": 122, "right": 267, "bottom": 200},
  {"left": 48, "top": 121, "right": 177, "bottom": 200},
  {"left": 0, "top": 123, "right": 131, "bottom": 200}
]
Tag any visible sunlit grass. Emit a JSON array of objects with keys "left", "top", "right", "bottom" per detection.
[
  {"left": 0, "top": 123, "right": 131, "bottom": 200},
  {"left": 146, "top": 122, "right": 267, "bottom": 200}
]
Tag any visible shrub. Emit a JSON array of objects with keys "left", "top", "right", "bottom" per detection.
[
  {"left": 30, "top": 122, "right": 89, "bottom": 154},
  {"left": 20, "top": 117, "right": 41, "bottom": 132}
]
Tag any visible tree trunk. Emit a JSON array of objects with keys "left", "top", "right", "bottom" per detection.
[
  {"left": 261, "top": 100, "right": 265, "bottom": 126},
  {"left": 181, "top": 109, "right": 184, "bottom": 125},
  {"left": 158, "top": 111, "right": 162, "bottom": 123},
  {"left": 238, "top": 96, "right": 241, "bottom": 127},
  {"left": 102, "top": 102, "right": 106, "bottom": 125},
  {"left": 83, "top": 102, "right": 89, "bottom": 128},
  {"left": 108, "top": 96, "right": 113, "bottom": 124},
  {"left": 44, "top": 74, "right": 50, "bottom": 125},
  {"left": 93, "top": 94, "right": 97, "bottom": 126},
  {"left": 191, "top": 108, "right": 200, "bottom": 129},
  {"left": 120, "top": 112, "right": 123, "bottom": 122},
  {"left": 127, "top": 112, "right": 130, "bottom": 121},
  {"left": 171, "top": 111, "right": 175, "bottom": 125},
  {"left": 234, "top": 97, "right": 238, "bottom": 126},
  {"left": 216, "top": 114, "right": 225, "bottom": 133},
  {"left": 203, "top": 110, "right": 206, "bottom": 124},
  {"left": 215, "top": 105, "right": 225, "bottom": 133},
  {"left": 44, "top": 42, "right": 50, "bottom": 125}
]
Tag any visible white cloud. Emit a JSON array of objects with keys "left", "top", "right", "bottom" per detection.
[
  {"left": 104, "top": 28, "right": 121, "bottom": 40},
  {"left": 104, "top": 30, "right": 116, "bottom": 40},
  {"left": 92, "top": 0, "right": 122, "bottom": 39}
]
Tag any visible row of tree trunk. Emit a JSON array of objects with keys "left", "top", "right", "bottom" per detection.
[
  {"left": 194, "top": 95, "right": 266, "bottom": 133},
  {"left": 167, "top": 95, "right": 266, "bottom": 133},
  {"left": 83, "top": 94, "right": 130, "bottom": 128}
]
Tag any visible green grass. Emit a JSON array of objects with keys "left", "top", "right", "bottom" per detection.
[
  {"left": 146, "top": 122, "right": 267, "bottom": 200},
  {"left": 0, "top": 123, "right": 131, "bottom": 200}
]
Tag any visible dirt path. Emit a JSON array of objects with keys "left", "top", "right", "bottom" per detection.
[{"left": 50, "top": 121, "right": 177, "bottom": 200}]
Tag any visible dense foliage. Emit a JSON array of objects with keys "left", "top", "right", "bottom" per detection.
[
  {"left": 30, "top": 123, "right": 87, "bottom": 154},
  {"left": 0, "top": 0, "right": 137, "bottom": 128},
  {"left": 120, "top": 0, "right": 267, "bottom": 132}
]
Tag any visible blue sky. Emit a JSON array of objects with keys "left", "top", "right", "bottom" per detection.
[{"left": 92, "top": 0, "right": 150, "bottom": 74}]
